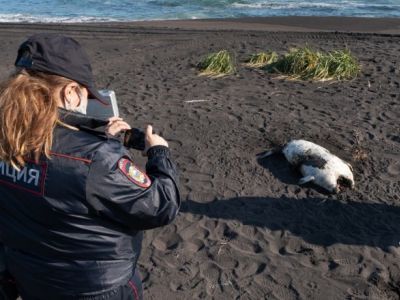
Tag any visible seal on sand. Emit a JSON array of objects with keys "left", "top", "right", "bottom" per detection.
[{"left": 258, "top": 140, "right": 355, "bottom": 193}]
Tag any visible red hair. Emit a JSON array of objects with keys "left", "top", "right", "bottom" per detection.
[{"left": 0, "top": 69, "right": 76, "bottom": 169}]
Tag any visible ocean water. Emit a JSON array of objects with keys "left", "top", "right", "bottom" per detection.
[{"left": 0, "top": 0, "right": 399, "bottom": 23}]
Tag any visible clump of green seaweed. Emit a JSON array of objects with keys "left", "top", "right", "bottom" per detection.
[
  {"left": 244, "top": 51, "right": 278, "bottom": 68},
  {"left": 197, "top": 50, "right": 235, "bottom": 78},
  {"left": 266, "top": 47, "right": 360, "bottom": 81},
  {"left": 245, "top": 51, "right": 278, "bottom": 68}
]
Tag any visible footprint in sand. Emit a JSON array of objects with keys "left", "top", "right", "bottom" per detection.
[
  {"left": 199, "top": 262, "right": 222, "bottom": 295},
  {"left": 184, "top": 239, "right": 205, "bottom": 253},
  {"left": 387, "top": 162, "right": 400, "bottom": 176},
  {"left": 234, "top": 261, "right": 264, "bottom": 278},
  {"left": 180, "top": 224, "right": 209, "bottom": 240},
  {"left": 152, "top": 233, "right": 182, "bottom": 251},
  {"left": 346, "top": 284, "right": 373, "bottom": 299},
  {"left": 388, "top": 134, "right": 400, "bottom": 143},
  {"left": 229, "top": 236, "right": 263, "bottom": 254},
  {"left": 213, "top": 255, "right": 238, "bottom": 270},
  {"left": 272, "top": 285, "right": 300, "bottom": 300},
  {"left": 184, "top": 171, "right": 214, "bottom": 190},
  {"left": 166, "top": 139, "right": 183, "bottom": 149}
]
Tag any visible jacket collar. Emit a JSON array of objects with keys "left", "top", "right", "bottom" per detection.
[{"left": 58, "top": 108, "right": 108, "bottom": 129}]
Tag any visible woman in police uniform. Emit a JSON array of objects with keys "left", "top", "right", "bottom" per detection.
[{"left": 0, "top": 33, "right": 180, "bottom": 300}]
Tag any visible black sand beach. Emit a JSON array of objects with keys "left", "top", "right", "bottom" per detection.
[{"left": 1, "top": 17, "right": 400, "bottom": 299}]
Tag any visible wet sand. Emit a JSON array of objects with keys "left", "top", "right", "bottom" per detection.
[{"left": 1, "top": 17, "right": 399, "bottom": 299}]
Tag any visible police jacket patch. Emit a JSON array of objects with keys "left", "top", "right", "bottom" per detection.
[
  {"left": 118, "top": 158, "right": 151, "bottom": 188},
  {"left": 0, "top": 160, "right": 47, "bottom": 196}
]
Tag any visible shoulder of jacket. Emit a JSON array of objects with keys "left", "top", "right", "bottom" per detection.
[
  {"left": 53, "top": 126, "right": 127, "bottom": 161},
  {"left": 91, "top": 137, "right": 130, "bottom": 164}
]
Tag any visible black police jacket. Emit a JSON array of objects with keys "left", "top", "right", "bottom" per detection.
[{"left": 0, "top": 109, "right": 180, "bottom": 299}]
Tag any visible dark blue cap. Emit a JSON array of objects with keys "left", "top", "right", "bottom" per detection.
[{"left": 15, "top": 33, "right": 108, "bottom": 104}]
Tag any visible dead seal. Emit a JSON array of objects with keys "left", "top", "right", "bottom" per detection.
[{"left": 258, "top": 140, "right": 354, "bottom": 193}]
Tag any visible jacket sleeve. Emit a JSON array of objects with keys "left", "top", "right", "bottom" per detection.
[
  {"left": 85, "top": 140, "right": 180, "bottom": 230},
  {"left": 0, "top": 243, "right": 5, "bottom": 275}
]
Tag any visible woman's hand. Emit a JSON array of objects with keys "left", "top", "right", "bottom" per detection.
[
  {"left": 106, "top": 117, "right": 131, "bottom": 137},
  {"left": 144, "top": 125, "right": 168, "bottom": 154}
]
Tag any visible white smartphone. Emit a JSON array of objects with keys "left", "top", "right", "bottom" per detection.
[{"left": 87, "top": 90, "right": 120, "bottom": 120}]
